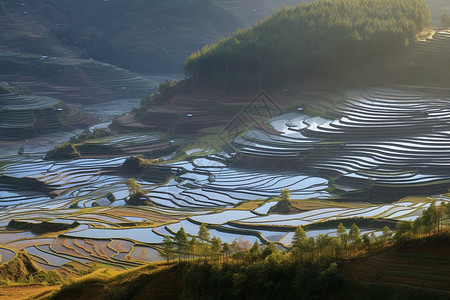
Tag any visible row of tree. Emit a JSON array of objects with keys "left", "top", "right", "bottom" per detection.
[
  {"left": 161, "top": 200, "right": 450, "bottom": 263},
  {"left": 161, "top": 221, "right": 392, "bottom": 263},
  {"left": 396, "top": 201, "right": 450, "bottom": 241},
  {"left": 184, "top": 0, "right": 431, "bottom": 89}
]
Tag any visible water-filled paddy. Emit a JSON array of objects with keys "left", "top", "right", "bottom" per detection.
[
  {"left": 65, "top": 227, "right": 165, "bottom": 244},
  {"left": 2, "top": 86, "right": 450, "bottom": 268}
]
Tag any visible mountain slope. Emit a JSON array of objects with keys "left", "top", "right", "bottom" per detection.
[{"left": 0, "top": 0, "right": 301, "bottom": 73}]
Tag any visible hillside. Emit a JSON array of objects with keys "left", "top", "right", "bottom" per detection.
[
  {"left": 342, "top": 240, "right": 450, "bottom": 292},
  {"left": 46, "top": 236, "right": 450, "bottom": 300},
  {"left": 184, "top": 0, "right": 431, "bottom": 89},
  {"left": 0, "top": 0, "right": 447, "bottom": 74},
  {"left": 0, "top": 0, "right": 301, "bottom": 74},
  {"left": 0, "top": 52, "right": 155, "bottom": 105}
]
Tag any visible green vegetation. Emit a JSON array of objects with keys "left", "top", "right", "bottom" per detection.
[
  {"left": 0, "top": 82, "right": 31, "bottom": 95},
  {"left": 69, "top": 128, "right": 112, "bottom": 144},
  {"left": 7, "top": 219, "right": 80, "bottom": 234},
  {"left": 9, "top": 202, "right": 448, "bottom": 299},
  {"left": 124, "top": 178, "right": 153, "bottom": 206},
  {"left": 268, "top": 188, "right": 295, "bottom": 214},
  {"left": 185, "top": 0, "right": 430, "bottom": 89},
  {"left": 139, "top": 80, "right": 179, "bottom": 109},
  {"left": 120, "top": 155, "right": 158, "bottom": 173},
  {"left": 155, "top": 203, "right": 450, "bottom": 299},
  {"left": 45, "top": 143, "right": 81, "bottom": 160},
  {"left": 163, "top": 225, "right": 226, "bottom": 262},
  {"left": 441, "top": 13, "right": 450, "bottom": 28},
  {"left": 17, "top": 146, "right": 24, "bottom": 156},
  {"left": 395, "top": 201, "right": 450, "bottom": 242},
  {"left": 0, "top": 251, "right": 63, "bottom": 286}
]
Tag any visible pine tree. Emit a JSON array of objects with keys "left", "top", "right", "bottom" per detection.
[
  {"left": 249, "top": 240, "right": 262, "bottom": 261},
  {"left": 211, "top": 237, "right": 222, "bottom": 259},
  {"left": 162, "top": 236, "right": 174, "bottom": 262},
  {"left": 337, "top": 223, "right": 348, "bottom": 245},
  {"left": 175, "top": 227, "right": 189, "bottom": 260},
  {"left": 198, "top": 223, "right": 211, "bottom": 242},
  {"left": 349, "top": 223, "right": 362, "bottom": 246}
]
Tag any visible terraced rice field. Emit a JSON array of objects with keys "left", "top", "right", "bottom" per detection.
[
  {"left": 235, "top": 87, "right": 450, "bottom": 198},
  {"left": 0, "top": 52, "right": 156, "bottom": 104},
  {"left": 0, "top": 89, "right": 86, "bottom": 138},
  {"left": 3, "top": 86, "right": 450, "bottom": 269},
  {"left": 1, "top": 33, "right": 450, "bottom": 271}
]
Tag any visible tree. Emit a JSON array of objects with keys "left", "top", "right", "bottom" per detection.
[
  {"left": 281, "top": 188, "right": 290, "bottom": 202},
  {"left": 441, "top": 13, "right": 450, "bottom": 28},
  {"left": 175, "top": 227, "right": 189, "bottom": 260},
  {"left": 269, "top": 189, "right": 292, "bottom": 213},
  {"left": 349, "top": 223, "right": 362, "bottom": 246},
  {"left": 382, "top": 226, "right": 391, "bottom": 240},
  {"left": 125, "top": 178, "right": 142, "bottom": 196},
  {"left": 337, "top": 223, "right": 348, "bottom": 246},
  {"left": 222, "top": 242, "right": 231, "bottom": 260},
  {"left": 292, "top": 226, "right": 307, "bottom": 258},
  {"left": 231, "top": 237, "right": 252, "bottom": 254},
  {"left": 316, "top": 234, "right": 334, "bottom": 258},
  {"left": 162, "top": 236, "right": 175, "bottom": 262},
  {"left": 188, "top": 236, "right": 200, "bottom": 259},
  {"left": 249, "top": 240, "right": 262, "bottom": 261},
  {"left": 211, "top": 237, "right": 222, "bottom": 259},
  {"left": 305, "top": 237, "right": 316, "bottom": 261},
  {"left": 422, "top": 202, "right": 439, "bottom": 234},
  {"left": 395, "top": 221, "right": 413, "bottom": 242},
  {"left": 198, "top": 223, "right": 211, "bottom": 242},
  {"left": 125, "top": 178, "right": 152, "bottom": 206},
  {"left": 362, "top": 233, "right": 371, "bottom": 247},
  {"left": 292, "top": 226, "right": 307, "bottom": 246}
]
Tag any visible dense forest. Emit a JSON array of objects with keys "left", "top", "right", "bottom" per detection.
[{"left": 184, "top": 0, "right": 431, "bottom": 89}]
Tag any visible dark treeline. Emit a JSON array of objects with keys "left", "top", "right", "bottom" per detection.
[
  {"left": 184, "top": 0, "right": 431, "bottom": 89},
  {"left": 162, "top": 201, "right": 450, "bottom": 264},
  {"left": 179, "top": 202, "right": 450, "bottom": 300},
  {"left": 48, "top": 202, "right": 450, "bottom": 299}
]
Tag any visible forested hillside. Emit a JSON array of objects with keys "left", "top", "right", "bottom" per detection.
[{"left": 184, "top": 0, "right": 431, "bottom": 89}]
